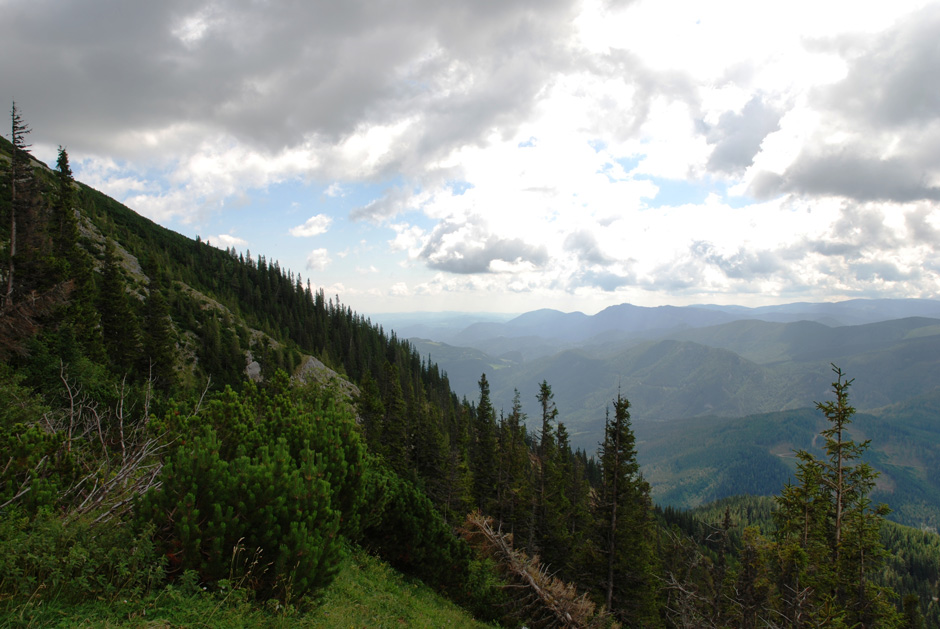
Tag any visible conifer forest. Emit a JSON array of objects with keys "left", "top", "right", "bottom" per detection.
[{"left": 2, "top": 108, "right": 939, "bottom": 627}]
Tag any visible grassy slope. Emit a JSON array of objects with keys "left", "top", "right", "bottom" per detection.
[{"left": 0, "top": 547, "right": 493, "bottom": 628}]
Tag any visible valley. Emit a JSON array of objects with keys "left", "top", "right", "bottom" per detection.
[{"left": 389, "top": 304, "right": 940, "bottom": 529}]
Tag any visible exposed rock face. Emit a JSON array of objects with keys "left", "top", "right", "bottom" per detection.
[
  {"left": 294, "top": 356, "right": 360, "bottom": 399},
  {"left": 244, "top": 350, "right": 262, "bottom": 382}
]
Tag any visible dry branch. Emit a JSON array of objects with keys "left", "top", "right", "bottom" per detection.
[{"left": 461, "top": 510, "right": 615, "bottom": 629}]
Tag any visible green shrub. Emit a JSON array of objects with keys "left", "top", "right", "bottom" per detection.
[
  {"left": 358, "top": 459, "right": 504, "bottom": 620},
  {"left": 140, "top": 375, "right": 365, "bottom": 602},
  {"left": 0, "top": 367, "right": 53, "bottom": 510},
  {"left": 0, "top": 507, "right": 163, "bottom": 604},
  {"left": 139, "top": 429, "right": 342, "bottom": 599}
]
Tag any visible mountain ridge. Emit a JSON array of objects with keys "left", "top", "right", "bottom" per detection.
[{"left": 408, "top": 313, "right": 940, "bottom": 449}]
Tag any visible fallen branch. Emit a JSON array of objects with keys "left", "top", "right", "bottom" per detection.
[{"left": 461, "top": 510, "right": 615, "bottom": 629}]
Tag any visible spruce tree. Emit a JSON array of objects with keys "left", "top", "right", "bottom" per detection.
[
  {"left": 533, "top": 380, "right": 568, "bottom": 569},
  {"left": 773, "top": 366, "right": 899, "bottom": 626},
  {"left": 495, "top": 390, "right": 533, "bottom": 536},
  {"left": 594, "top": 392, "right": 660, "bottom": 626},
  {"left": 554, "top": 421, "right": 591, "bottom": 578},
  {"left": 140, "top": 276, "right": 175, "bottom": 391},
  {"left": 817, "top": 369, "right": 896, "bottom": 624},
  {"left": 98, "top": 239, "right": 141, "bottom": 372},
  {"left": 471, "top": 373, "right": 498, "bottom": 513},
  {"left": 356, "top": 370, "right": 386, "bottom": 451},
  {"left": 535, "top": 380, "right": 558, "bottom": 537},
  {"left": 380, "top": 361, "right": 412, "bottom": 478},
  {"left": 411, "top": 386, "right": 449, "bottom": 503},
  {"left": 52, "top": 147, "right": 80, "bottom": 273},
  {"left": 440, "top": 399, "right": 475, "bottom": 521},
  {"left": 4, "top": 102, "right": 33, "bottom": 308}
]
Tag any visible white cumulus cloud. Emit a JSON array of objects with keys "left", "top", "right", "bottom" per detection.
[
  {"left": 290, "top": 214, "right": 333, "bottom": 237},
  {"left": 306, "top": 248, "right": 332, "bottom": 271}
]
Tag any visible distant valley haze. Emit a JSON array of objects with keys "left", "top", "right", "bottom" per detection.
[
  {"left": 370, "top": 298, "right": 940, "bottom": 433},
  {"left": 374, "top": 299, "right": 940, "bottom": 526}
]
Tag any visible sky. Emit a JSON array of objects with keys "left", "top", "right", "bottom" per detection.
[{"left": 3, "top": 0, "right": 940, "bottom": 317}]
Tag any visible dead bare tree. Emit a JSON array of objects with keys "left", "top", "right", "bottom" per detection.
[
  {"left": 461, "top": 510, "right": 616, "bottom": 629},
  {"left": 2, "top": 364, "right": 170, "bottom": 527}
]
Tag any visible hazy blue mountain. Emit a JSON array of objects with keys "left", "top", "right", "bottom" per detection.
[
  {"left": 590, "top": 303, "right": 737, "bottom": 335},
  {"left": 368, "top": 311, "right": 517, "bottom": 341},
  {"left": 392, "top": 299, "right": 940, "bottom": 360},
  {"left": 634, "top": 387, "right": 940, "bottom": 529},
  {"left": 663, "top": 316, "right": 940, "bottom": 364},
  {"left": 693, "top": 298, "right": 940, "bottom": 326},
  {"left": 408, "top": 312, "right": 940, "bottom": 458},
  {"left": 408, "top": 338, "right": 519, "bottom": 394},
  {"left": 449, "top": 308, "right": 591, "bottom": 345},
  {"left": 397, "top": 300, "right": 940, "bottom": 527}
]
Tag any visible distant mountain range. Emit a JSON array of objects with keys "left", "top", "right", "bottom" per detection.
[
  {"left": 634, "top": 389, "right": 940, "bottom": 529},
  {"left": 382, "top": 299, "right": 940, "bottom": 528},
  {"left": 385, "top": 300, "right": 940, "bottom": 426},
  {"left": 381, "top": 299, "right": 940, "bottom": 358}
]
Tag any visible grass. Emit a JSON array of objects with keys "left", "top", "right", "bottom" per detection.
[{"left": 0, "top": 547, "right": 494, "bottom": 628}]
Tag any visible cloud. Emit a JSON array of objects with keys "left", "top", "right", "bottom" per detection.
[
  {"left": 206, "top": 233, "right": 248, "bottom": 249},
  {"left": 751, "top": 147, "right": 940, "bottom": 203},
  {"left": 691, "top": 241, "right": 786, "bottom": 280},
  {"left": 564, "top": 230, "right": 614, "bottom": 265},
  {"left": 389, "top": 282, "right": 410, "bottom": 297},
  {"left": 821, "top": 4, "right": 940, "bottom": 129},
  {"left": 350, "top": 188, "right": 416, "bottom": 223},
  {"left": 746, "top": 5, "right": 940, "bottom": 205},
  {"left": 706, "top": 96, "right": 782, "bottom": 175},
  {"left": 905, "top": 206, "right": 940, "bottom": 244},
  {"left": 419, "top": 215, "right": 549, "bottom": 274},
  {"left": 306, "top": 248, "right": 331, "bottom": 271},
  {"left": 577, "top": 269, "right": 635, "bottom": 292},
  {"left": 2, "top": 0, "right": 576, "bottom": 164},
  {"left": 290, "top": 214, "right": 333, "bottom": 237},
  {"left": 325, "top": 182, "right": 346, "bottom": 197},
  {"left": 5, "top": 0, "right": 940, "bottom": 310}
]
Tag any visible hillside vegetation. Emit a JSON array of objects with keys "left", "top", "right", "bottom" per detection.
[{"left": 2, "top": 112, "right": 939, "bottom": 627}]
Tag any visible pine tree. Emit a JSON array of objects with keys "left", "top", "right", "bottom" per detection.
[
  {"left": 553, "top": 421, "right": 591, "bottom": 578},
  {"left": 495, "top": 390, "right": 533, "bottom": 536},
  {"left": 533, "top": 380, "right": 568, "bottom": 569},
  {"left": 772, "top": 366, "right": 900, "bottom": 626},
  {"left": 534, "top": 380, "right": 557, "bottom": 543},
  {"left": 51, "top": 147, "right": 80, "bottom": 274},
  {"left": 4, "top": 102, "right": 33, "bottom": 308},
  {"left": 593, "top": 392, "right": 660, "bottom": 626},
  {"left": 471, "top": 373, "right": 498, "bottom": 513},
  {"left": 98, "top": 239, "right": 141, "bottom": 372},
  {"left": 140, "top": 276, "right": 175, "bottom": 391}
]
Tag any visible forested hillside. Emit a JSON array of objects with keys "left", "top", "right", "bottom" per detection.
[
  {"left": 636, "top": 392, "right": 940, "bottom": 530},
  {"left": 2, "top": 113, "right": 939, "bottom": 627},
  {"left": 412, "top": 315, "right": 940, "bottom": 444}
]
